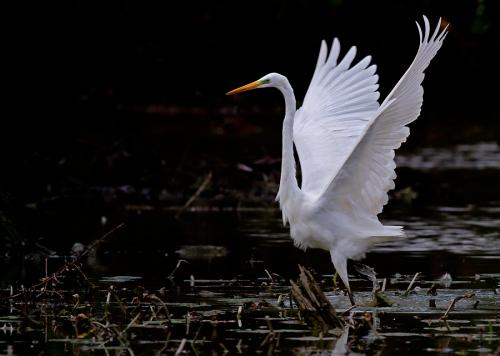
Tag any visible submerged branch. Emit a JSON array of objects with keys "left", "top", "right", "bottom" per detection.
[{"left": 441, "top": 293, "right": 476, "bottom": 319}]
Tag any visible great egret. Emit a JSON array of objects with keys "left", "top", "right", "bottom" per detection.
[{"left": 227, "top": 16, "right": 448, "bottom": 304}]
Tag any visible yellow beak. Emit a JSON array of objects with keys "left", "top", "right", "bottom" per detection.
[{"left": 226, "top": 80, "right": 263, "bottom": 95}]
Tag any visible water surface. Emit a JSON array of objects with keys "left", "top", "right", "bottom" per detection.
[{"left": 1, "top": 139, "right": 499, "bottom": 355}]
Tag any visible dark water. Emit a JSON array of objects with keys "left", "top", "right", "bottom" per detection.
[{"left": 1, "top": 142, "right": 499, "bottom": 354}]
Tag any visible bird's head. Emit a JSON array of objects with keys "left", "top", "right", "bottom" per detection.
[{"left": 226, "top": 73, "right": 288, "bottom": 95}]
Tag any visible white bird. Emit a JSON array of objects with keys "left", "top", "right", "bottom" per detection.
[{"left": 227, "top": 16, "right": 448, "bottom": 304}]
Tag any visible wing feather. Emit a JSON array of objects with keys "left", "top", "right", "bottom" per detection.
[
  {"left": 294, "top": 38, "right": 380, "bottom": 195},
  {"left": 318, "top": 16, "right": 448, "bottom": 217}
]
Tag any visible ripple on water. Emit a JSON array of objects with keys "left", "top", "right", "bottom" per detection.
[
  {"left": 378, "top": 207, "right": 500, "bottom": 254},
  {"left": 397, "top": 142, "right": 500, "bottom": 170}
]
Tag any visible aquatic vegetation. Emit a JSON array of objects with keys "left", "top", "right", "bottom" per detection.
[{"left": 0, "top": 240, "right": 498, "bottom": 355}]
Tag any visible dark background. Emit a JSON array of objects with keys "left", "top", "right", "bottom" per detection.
[
  {"left": 10, "top": 0, "right": 499, "bottom": 110},
  {"left": 2, "top": 0, "right": 500, "bottom": 249}
]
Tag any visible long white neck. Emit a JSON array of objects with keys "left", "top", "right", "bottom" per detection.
[{"left": 275, "top": 80, "right": 301, "bottom": 225}]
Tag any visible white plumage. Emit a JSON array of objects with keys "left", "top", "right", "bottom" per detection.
[{"left": 227, "top": 16, "right": 448, "bottom": 303}]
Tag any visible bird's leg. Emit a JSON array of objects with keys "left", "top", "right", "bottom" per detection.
[
  {"left": 332, "top": 270, "right": 355, "bottom": 305},
  {"left": 347, "top": 288, "right": 356, "bottom": 306},
  {"left": 330, "top": 250, "right": 356, "bottom": 306}
]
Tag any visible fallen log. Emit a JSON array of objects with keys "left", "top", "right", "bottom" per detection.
[{"left": 290, "top": 265, "right": 344, "bottom": 334}]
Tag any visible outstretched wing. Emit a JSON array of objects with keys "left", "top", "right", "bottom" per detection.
[
  {"left": 293, "top": 38, "right": 380, "bottom": 196},
  {"left": 319, "top": 16, "right": 448, "bottom": 216}
]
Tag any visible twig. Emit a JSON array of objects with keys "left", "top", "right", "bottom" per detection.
[
  {"left": 236, "top": 306, "right": 243, "bottom": 328},
  {"left": 403, "top": 272, "right": 421, "bottom": 296},
  {"left": 148, "top": 294, "right": 172, "bottom": 323},
  {"left": 192, "top": 323, "right": 203, "bottom": 343},
  {"left": 175, "top": 171, "right": 212, "bottom": 219},
  {"left": 264, "top": 269, "right": 274, "bottom": 283},
  {"left": 4, "top": 223, "right": 125, "bottom": 301},
  {"left": 265, "top": 315, "right": 274, "bottom": 332},
  {"left": 442, "top": 318, "right": 451, "bottom": 332},
  {"left": 167, "top": 259, "right": 188, "bottom": 285},
  {"left": 441, "top": 293, "right": 475, "bottom": 319},
  {"left": 155, "top": 331, "right": 171, "bottom": 356},
  {"left": 149, "top": 305, "right": 158, "bottom": 321},
  {"left": 381, "top": 278, "right": 387, "bottom": 292},
  {"left": 111, "top": 290, "right": 128, "bottom": 316},
  {"left": 259, "top": 330, "right": 275, "bottom": 348},
  {"left": 34, "top": 242, "right": 56, "bottom": 256},
  {"left": 80, "top": 223, "right": 125, "bottom": 258},
  {"left": 116, "top": 311, "right": 143, "bottom": 343},
  {"left": 341, "top": 305, "right": 357, "bottom": 316},
  {"left": 219, "top": 342, "right": 229, "bottom": 355},
  {"left": 236, "top": 339, "right": 243, "bottom": 354},
  {"left": 427, "top": 284, "right": 437, "bottom": 296},
  {"left": 73, "top": 263, "right": 96, "bottom": 288},
  {"left": 174, "top": 338, "right": 187, "bottom": 356}
]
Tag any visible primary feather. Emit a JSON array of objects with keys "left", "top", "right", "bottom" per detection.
[{"left": 294, "top": 39, "right": 380, "bottom": 197}]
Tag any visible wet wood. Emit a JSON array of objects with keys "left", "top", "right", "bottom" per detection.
[{"left": 290, "top": 265, "right": 344, "bottom": 333}]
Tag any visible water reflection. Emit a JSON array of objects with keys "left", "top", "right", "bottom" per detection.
[
  {"left": 397, "top": 141, "right": 500, "bottom": 170},
  {"left": 175, "top": 245, "right": 230, "bottom": 261}
]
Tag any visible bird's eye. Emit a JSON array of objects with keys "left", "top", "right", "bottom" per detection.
[{"left": 261, "top": 79, "right": 271, "bottom": 84}]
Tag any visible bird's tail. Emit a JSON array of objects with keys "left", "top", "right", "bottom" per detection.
[
  {"left": 369, "top": 225, "right": 406, "bottom": 243},
  {"left": 349, "top": 225, "right": 405, "bottom": 260}
]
